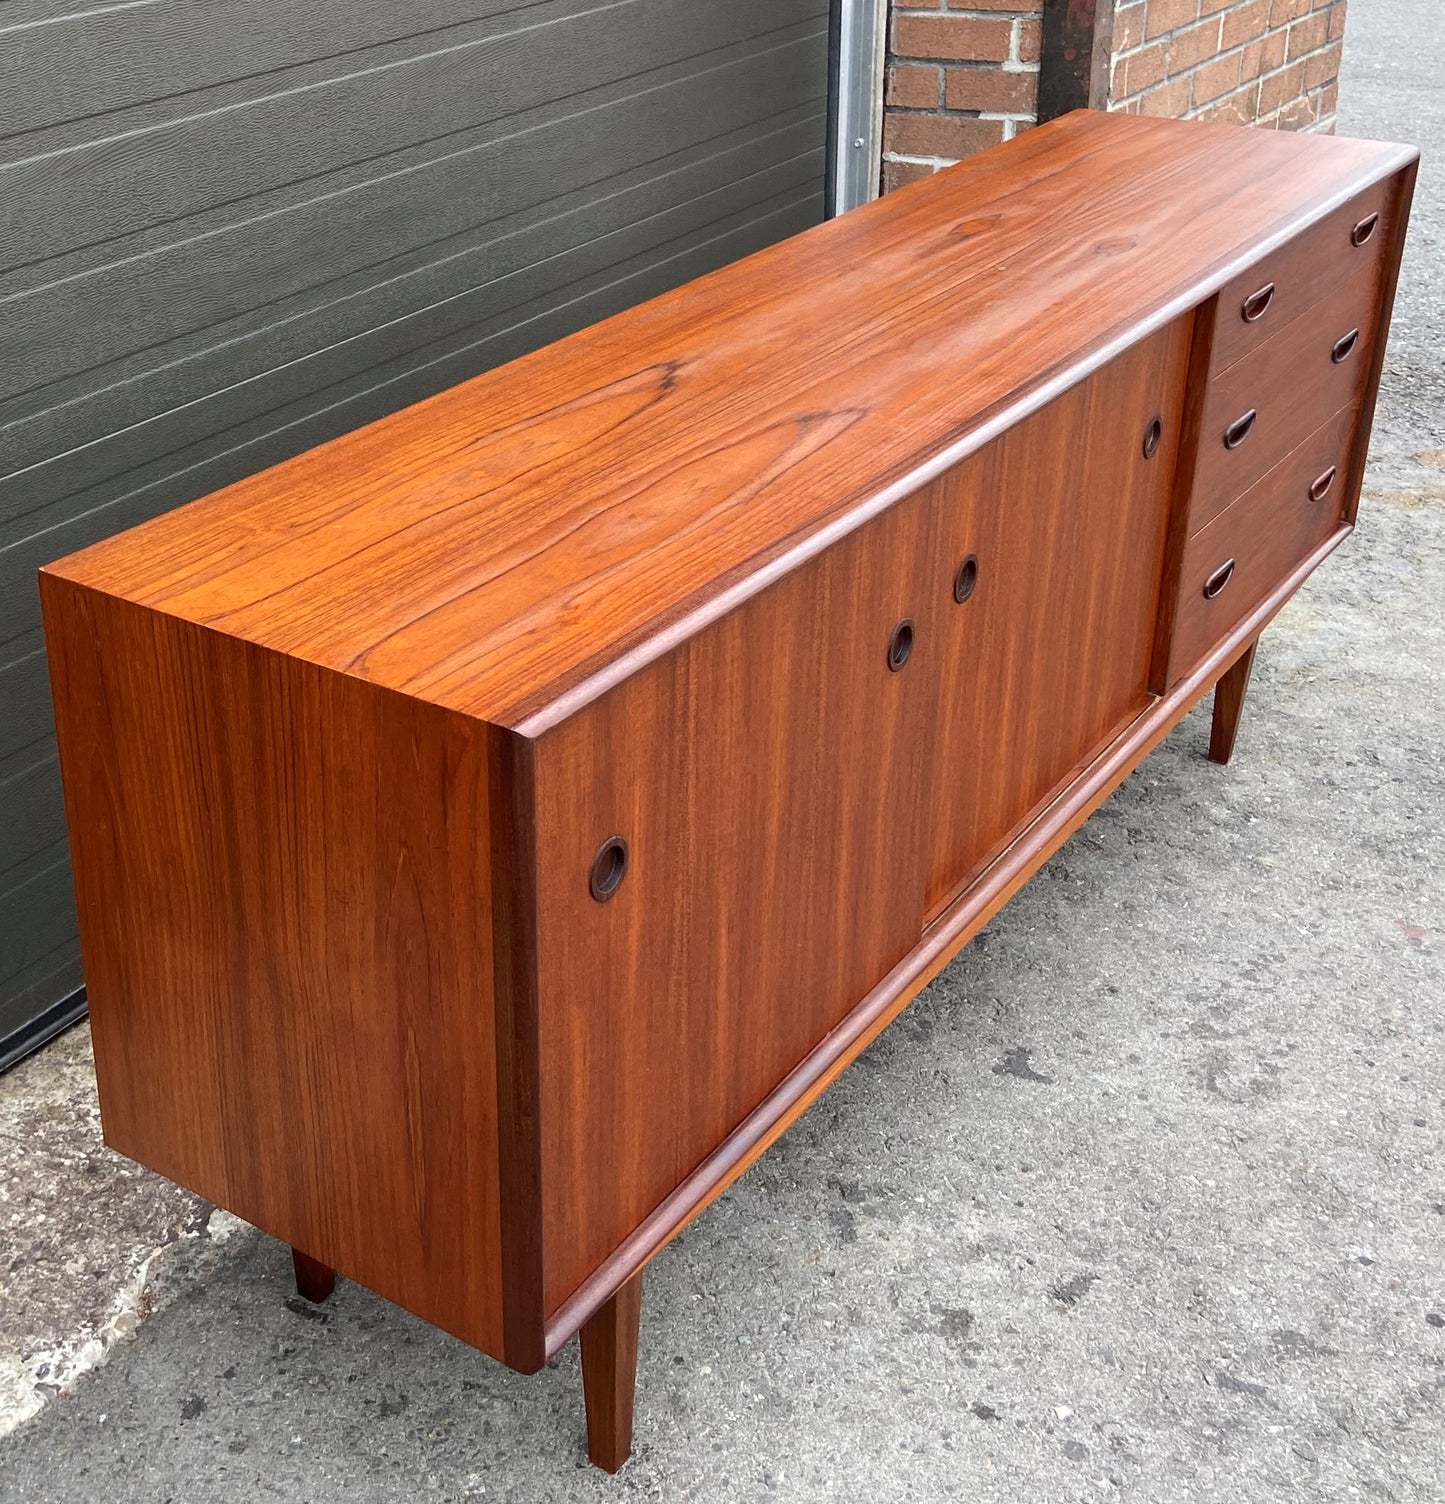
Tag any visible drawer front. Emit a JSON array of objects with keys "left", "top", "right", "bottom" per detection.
[
  {"left": 1190, "top": 269, "right": 1379, "bottom": 533},
  {"left": 1210, "top": 184, "right": 1393, "bottom": 373},
  {"left": 1170, "top": 404, "right": 1358, "bottom": 678}
]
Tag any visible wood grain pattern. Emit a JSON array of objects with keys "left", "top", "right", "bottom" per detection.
[
  {"left": 1149, "top": 304, "right": 1219, "bottom": 697},
  {"left": 45, "top": 113, "right": 1414, "bottom": 736},
  {"left": 1165, "top": 403, "right": 1360, "bottom": 683},
  {"left": 37, "top": 117, "right": 1417, "bottom": 1464},
  {"left": 39, "top": 575, "right": 512, "bottom": 1363},
  {"left": 530, "top": 491, "right": 937, "bottom": 1315},
  {"left": 486, "top": 727, "right": 547, "bottom": 1374},
  {"left": 1209, "top": 640, "right": 1259, "bottom": 766},
  {"left": 1342, "top": 159, "right": 1420, "bottom": 528},
  {"left": 542, "top": 520, "right": 1358, "bottom": 1358},
  {"left": 923, "top": 320, "right": 1190, "bottom": 915},
  {"left": 1, "top": 0, "right": 831, "bottom": 1058},
  {"left": 579, "top": 1270, "right": 643, "bottom": 1472},
  {"left": 1208, "top": 181, "right": 1394, "bottom": 374},
  {"left": 1189, "top": 268, "right": 1383, "bottom": 532}
]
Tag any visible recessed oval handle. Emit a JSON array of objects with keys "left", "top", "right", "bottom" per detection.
[
  {"left": 1223, "top": 410, "right": 1257, "bottom": 450},
  {"left": 1142, "top": 414, "right": 1163, "bottom": 459},
  {"left": 953, "top": 554, "right": 979, "bottom": 604},
  {"left": 1351, "top": 212, "right": 1379, "bottom": 247},
  {"left": 1241, "top": 282, "right": 1276, "bottom": 323},
  {"left": 887, "top": 617, "right": 915, "bottom": 672},
  {"left": 1202, "top": 559, "right": 1236, "bottom": 601},
  {"left": 1308, "top": 465, "right": 1338, "bottom": 503},
  {"left": 1331, "top": 328, "right": 1359, "bottom": 364},
  {"left": 589, "top": 836, "right": 629, "bottom": 902}
]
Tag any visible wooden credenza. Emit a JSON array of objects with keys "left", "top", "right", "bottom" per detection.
[{"left": 40, "top": 113, "right": 1415, "bottom": 1470}]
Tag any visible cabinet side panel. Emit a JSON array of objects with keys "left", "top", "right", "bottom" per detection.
[
  {"left": 531, "top": 495, "right": 938, "bottom": 1316},
  {"left": 40, "top": 577, "right": 507, "bottom": 1360},
  {"left": 926, "top": 319, "right": 1193, "bottom": 912}
]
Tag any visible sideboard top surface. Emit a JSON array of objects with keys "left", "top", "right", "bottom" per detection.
[{"left": 45, "top": 111, "right": 1414, "bottom": 734}]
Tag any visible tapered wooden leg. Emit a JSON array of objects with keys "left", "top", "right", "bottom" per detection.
[
  {"left": 291, "top": 1246, "right": 335, "bottom": 1303},
  {"left": 1209, "top": 639, "right": 1259, "bottom": 765},
  {"left": 579, "top": 1270, "right": 643, "bottom": 1472}
]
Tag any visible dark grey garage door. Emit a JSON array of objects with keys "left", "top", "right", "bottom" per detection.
[{"left": 0, "top": 0, "right": 835, "bottom": 1067}]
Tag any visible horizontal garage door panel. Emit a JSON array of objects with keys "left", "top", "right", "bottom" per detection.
[
  {"left": 0, "top": 953, "right": 85, "bottom": 1068},
  {"left": 0, "top": 632, "right": 54, "bottom": 766},
  {"left": 1, "top": 843, "right": 77, "bottom": 988},
  {"left": 0, "top": 40, "right": 824, "bottom": 438},
  {"left": 0, "top": 0, "right": 832, "bottom": 1056},
  {"left": 2, "top": 132, "right": 823, "bottom": 538},
  {"left": 0, "top": 0, "right": 823, "bottom": 267},
  {"left": 0, "top": 177, "right": 823, "bottom": 644},
  {"left": 1, "top": 0, "right": 538, "bottom": 137}
]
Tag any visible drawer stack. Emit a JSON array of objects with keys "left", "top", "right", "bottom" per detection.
[{"left": 1158, "top": 185, "right": 1399, "bottom": 684}]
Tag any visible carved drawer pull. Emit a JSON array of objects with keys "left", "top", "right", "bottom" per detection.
[
  {"left": 1223, "top": 410, "right": 1257, "bottom": 450},
  {"left": 1241, "top": 283, "right": 1275, "bottom": 323},
  {"left": 589, "top": 836, "right": 629, "bottom": 902},
  {"left": 1142, "top": 414, "right": 1163, "bottom": 459},
  {"left": 953, "top": 554, "right": 979, "bottom": 604},
  {"left": 1309, "top": 465, "right": 1338, "bottom": 503},
  {"left": 887, "top": 618, "right": 915, "bottom": 672},
  {"left": 1351, "top": 212, "right": 1379, "bottom": 247},
  {"left": 1202, "top": 559, "right": 1236, "bottom": 601},
  {"left": 1332, "top": 328, "right": 1360, "bottom": 364}
]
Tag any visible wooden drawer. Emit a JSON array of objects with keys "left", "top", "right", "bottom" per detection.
[
  {"left": 1210, "top": 184, "right": 1393, "bottom": 373},
  {"left": 1168, "top": 403, "right": 1358, "bottom": 678},
  {"left": 1189, "top": 269, "right": 1379, "bottom": 533}
]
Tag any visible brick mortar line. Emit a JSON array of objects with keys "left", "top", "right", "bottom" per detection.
[
  {"left": 887, "top": 2, "right": 1340, "bottom": 168},
  {"left": 1109, "top": 33, "right": 1344, "bottom": 106},
  {"left": 1111, "top": 14, "right": 1341, "bottom": 66},
  {"left": 1185, "top": 73, "right": 1340, "bottom": 101},
  {"left": 882, "top": 101, "right": 1339, "bottom": 172},
  {"left": 880, "top": 152, "right": 965, "bottom": 167},
  {"left": 1113, "top": 0, "right": 1340, "bottom": 15},
  {"left": 889, "top": 58, "right": 1041, "bottom": 70},
  {"left": 882, "top": 100, "right": 1338, "bottom": 170},
  {"left": 1111, "top": 55, "right": 1344, "bottom": 104},
  {"left": 891, "top": 7, "right": 1041, "bottom": 16},
  {"left": 1111, "top": 68, "right": 1342, "bottom": 110},
  {"left": 885, "top": 105, "right": 1036, "bottom": 114},
  {"left": 1109, "top": 91, "right": 1339, "bottom": 119},
  {"left": 889, "top": 14, "right": 1039, "bottom": 65},
  {"left": 1111, "top": 33, "right": 1341, "bottom": 68}
]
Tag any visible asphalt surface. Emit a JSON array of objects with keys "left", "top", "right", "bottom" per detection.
[{"left": 2, "top": 1, "right": 1441, "bottom": 1497}]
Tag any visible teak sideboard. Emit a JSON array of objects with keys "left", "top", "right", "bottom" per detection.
[{"left": 41, "top": 112, "right": 1416, "bottom": 1470}]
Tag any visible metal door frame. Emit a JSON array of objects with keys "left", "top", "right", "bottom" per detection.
[{"left": 828, "top": 0, "right": 888, "bottom": 214}]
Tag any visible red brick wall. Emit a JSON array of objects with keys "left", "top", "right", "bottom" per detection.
[
  {"left": 880, "top": 0, "right": 1348, "bottom": 192},
  {"left": 1110, "top": 0, "right": 1347, "bottom": 126},
  {"left": 882, "top": 3, "right": 1043, "bottom": 191}
]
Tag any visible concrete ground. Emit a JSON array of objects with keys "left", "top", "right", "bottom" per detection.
[{"left": 2, "top": 1, "right": 1441, "bottom": 1497}]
